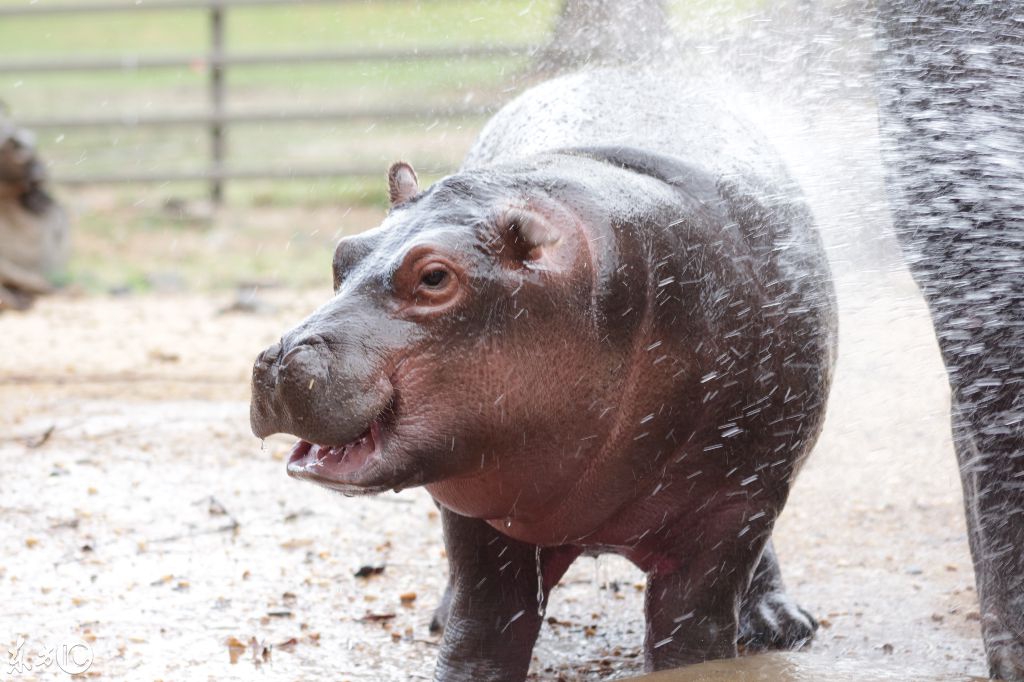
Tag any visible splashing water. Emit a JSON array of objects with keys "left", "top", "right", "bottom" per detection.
[{"left": 535, "top": 546, "right": 545, "bottom": 617}]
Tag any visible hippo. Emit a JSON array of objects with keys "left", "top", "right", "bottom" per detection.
[
  {"left": 250, "top": 67, "right": 836, "bottom": 680},
  {"left": 877, "top": 4, "right": 1024, "bottom": 679},
  {"left": 0, "top": 108, "right": 69, "bottom": 312}
]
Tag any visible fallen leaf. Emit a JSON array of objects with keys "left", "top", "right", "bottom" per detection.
[
  {"left": 226, "top": 636, "right": 246, "bottom": 664},
  {"left": 360, "top": 611, "right": 397, "bottom": 622}
]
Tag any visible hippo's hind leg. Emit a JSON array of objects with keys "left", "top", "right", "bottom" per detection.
[
  {"left": 642, "top": 508, "right": 778, "bottom": 671},
  {"left": 737, "top": 539, "right": 817, "bottom": 651},
  {"left": 434, "top": 506, "right": 580, "bottom": 682}
]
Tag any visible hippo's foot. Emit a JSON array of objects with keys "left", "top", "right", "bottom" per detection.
[
  {"left": 988, "top": 639, "right": 1024, "bottom": 681},
  {"left": 0, "top": 283, "right": 35, "bottom": 311},
  {"left": 737, "top": 540, "right": 817, "bottom": 652},
  {"left": 984, "top": 610, "right": 1024, "bottom": 681},
  {"left": 738, "top": 589, "right": 817, "bottom": 652}
]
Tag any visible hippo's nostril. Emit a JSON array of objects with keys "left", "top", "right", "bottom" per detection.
[
  {"left": 253, "top": 341, "right": 286, "bottom": 391},
  {"left": 280, "top": 345, "right": 312, "bottom": 369},
  {"left": 258, "top": 341, "right": 283, "bottom": 366}
]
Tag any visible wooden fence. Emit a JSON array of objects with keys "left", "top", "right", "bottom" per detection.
[{"left": 0, "top": 0, "right": 538, "bottom": 202}]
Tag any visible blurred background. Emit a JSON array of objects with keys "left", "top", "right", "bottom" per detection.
[
  {"left": 2, "top": 0, "right": 557, "bottom": 293},
  {"left": 0, "top": 0, "right": 880, "bottom": 295}
]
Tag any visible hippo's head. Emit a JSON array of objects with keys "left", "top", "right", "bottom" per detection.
[
  {"left": 251, "top": 152, "right": 699, "bottom": 528},
  {"left": 249, "top": 152, "right": 712, "bottom": 532}
]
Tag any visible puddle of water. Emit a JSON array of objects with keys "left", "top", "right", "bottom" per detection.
[{"left": 629, "top": 652, "right": 986, "bottom": 682}]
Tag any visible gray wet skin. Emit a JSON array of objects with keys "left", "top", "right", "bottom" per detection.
[
  {"left": 250, "top": 68, "right": 837, "bottom": 680},
  {"left": 877, "top": 3, "right": 1024, "bottom": 680}
]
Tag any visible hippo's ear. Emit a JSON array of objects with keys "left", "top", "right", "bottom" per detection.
[
  {"left": 498, "top": 209, "right": 564, "bottom": 265},
  {"left": 387, "top": 161, "right": 419, "bottom": 206}
]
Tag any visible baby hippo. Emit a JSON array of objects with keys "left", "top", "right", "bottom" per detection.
[{"left": 251, "top": 68, "right": 836, "bottom": 681}]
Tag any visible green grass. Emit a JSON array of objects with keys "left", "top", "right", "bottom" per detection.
[
  {"left": 0, "top": 1, "right": 557, "bottom": 55},
  {"left": 0, "top": 0, "right": 772, "bottom": 196},
  {"left": 0, "top": 1, "right": 551, "bottom": 212},
  {"left": 0, "top": 0, "right": 771, "bottom": 292},
  {"left": 0, "top": 1, "right": 555, "bottom": 96}
]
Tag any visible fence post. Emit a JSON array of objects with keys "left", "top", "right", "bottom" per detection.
[{"left": 209, "top": 1, "right": 225, "bottom": 204}]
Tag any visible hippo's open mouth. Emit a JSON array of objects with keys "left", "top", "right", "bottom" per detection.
[{"left": 286, "top": 420, "right": 384, "bottom": 487}]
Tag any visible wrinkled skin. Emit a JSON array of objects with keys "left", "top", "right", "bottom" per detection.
[
  {"left": 251, "top": 70, "right": 836, "bottom": 680},
  {"left": 877, "top": 4, "right": 1024, "bottom": 680},
  {"left": 0, "top": 113, "right": 68, "bottom": 311}
]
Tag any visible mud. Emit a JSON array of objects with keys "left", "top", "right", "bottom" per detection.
[{"left": 0, "top": 264, "right": 985, "bottom": 680}]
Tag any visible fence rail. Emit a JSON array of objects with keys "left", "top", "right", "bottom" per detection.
[
  {"left": 18, "top": 104, "right": 495, "bottom": 130},
  {"left": 0, "top": 0, "right": 400, "bottom": 17},
  {"left": 1, "top": 0, "right": 537, "bottom": 201},
  {"left": 0, "top": 44, "right": 534, "bottom": 73},
  {"left": 55, "top": 164, "right": 400, "bottom": 185}
]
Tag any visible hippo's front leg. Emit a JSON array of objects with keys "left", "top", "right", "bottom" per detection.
[
  {"left": 435, "top": 507, "right": 580, "bottom": 682},
  {"left": 641, "top": 512, "right": 773, "bottom": 671}
]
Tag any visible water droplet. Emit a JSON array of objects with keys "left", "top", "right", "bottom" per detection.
[
  {"left": 504, "top": 517, "right": 513, "bottom": 529},
  {"left": 535, "top": 546, "right": 547, "bottom": 616}
]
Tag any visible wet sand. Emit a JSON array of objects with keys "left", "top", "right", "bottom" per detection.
[{"left": 0, "top": 266, "right": 987, "bottom": 680}]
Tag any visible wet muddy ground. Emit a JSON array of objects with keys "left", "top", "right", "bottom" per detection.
[{"left": 0, "top": 266, "right": 988, "bottom": 681}]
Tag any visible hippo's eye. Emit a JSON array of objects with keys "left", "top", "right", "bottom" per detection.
[
  {"left": 420, "top": 268, "right": 448, "bottom": 288},
  {"left": 399, "top": 251, "right": 463, "bottom": 316}
]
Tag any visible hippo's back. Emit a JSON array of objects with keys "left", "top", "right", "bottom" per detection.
[
  {"left": 467, "top": 68, "right": 838, "bottom": 454},
  {"left": 464, "top": 67, "right": 827, "bottom": 275},
  {"left": 465, "top": 68, "right": 782, "bottom": 187}
]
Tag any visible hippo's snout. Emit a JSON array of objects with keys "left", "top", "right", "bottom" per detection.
[{"left": 249, "top": 334, "right": 392, "bottom": 448}]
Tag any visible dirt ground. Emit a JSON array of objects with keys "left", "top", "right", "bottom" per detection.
[{"left": 0, "top": 263, "right": 989, "bottom": 681}]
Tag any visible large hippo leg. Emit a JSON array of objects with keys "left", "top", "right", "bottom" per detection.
[
  {"left": 737, "top": 539, "right": 817, "bottom": 651},
  {"left": 434, "top": 507, "right": 581, "bottom": 682},
  {"left": 877, "top": 4, "right": 1024, "bottom": 679},
  {"left": 0, "top": 282, "right": 34, "bottom": 311}
]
